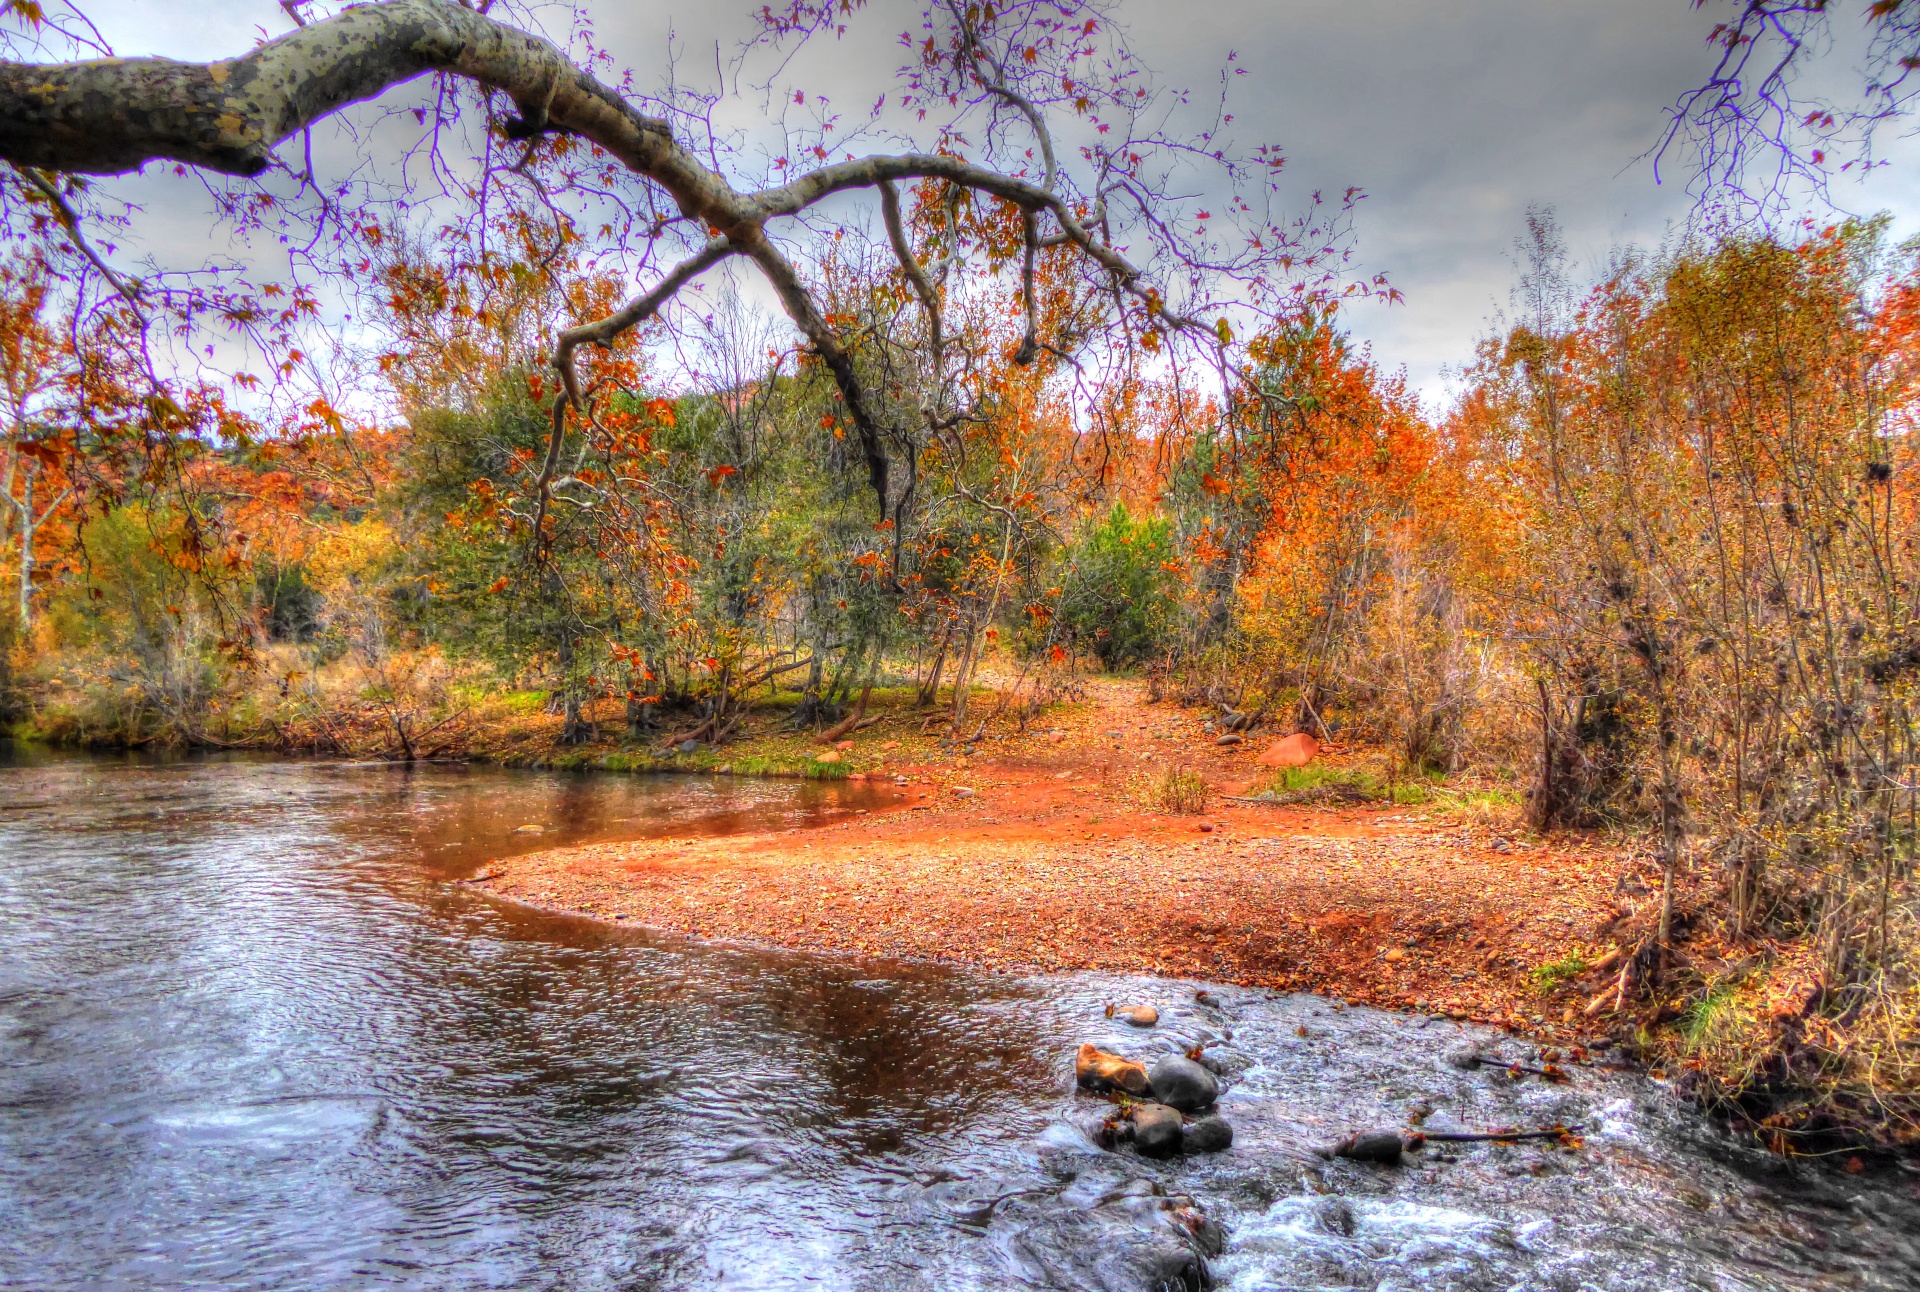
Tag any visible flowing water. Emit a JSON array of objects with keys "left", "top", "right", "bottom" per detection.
[{"left": 1, "top": 750, "right": 1915, "bottom": 1292}]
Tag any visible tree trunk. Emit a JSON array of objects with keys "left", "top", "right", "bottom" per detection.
[
  {"left": 917, "top": 629, "right": 950, "bottom": 706},
  {"left": 15, "top": 469, "right": 32, "bottom": 628}
]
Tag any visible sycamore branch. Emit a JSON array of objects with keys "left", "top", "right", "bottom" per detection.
[{"left": 0, "top": 0, "right": 1225, "bottom": 532}]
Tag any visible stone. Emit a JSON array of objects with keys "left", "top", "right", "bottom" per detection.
[
  {"left": 1215, "top": 733, "right": 1243, "bottom": 746},
  {"left": 678, "top": 739, "right": 701, "bottom": 755},
  {"left": 953, "top": 786, "right": 976, "bottom": 798},
  {"left": 1195, "top": 1045, "right": 1253, "bottom": 1081},
  {"left": 512, "top": 823, "right": 544, "bottom": 834},
  {"left": 1076, "top": 1043, "right": 1151, "bottom": 1097},
  {"left": 1332, "top": 1130, "right": 1404, "bottom": 1165},
  {"left": 1128, "top": 1102, "right": 1184, "bottom": 1158},
  {"left": 814, "top": 750, "right": 841, "bottom": 764},
  {"left": 1444, "top": 1044, "right": 1487, "bottom": 1070},
  {"left": 1257, "top": 731, "right": 1321, "bottom": 768},
  {"left": 1181, "top": 1116, "right": 1233, "bottom": 1155},
  {"left": 1148, "top": 1055, "right": 1218, "bottom": 1112},
  {"left": 1384, "top": 948, "right": 1406, "bottom": 963},
  {"left": 1119, "top": 1004, "right": 1158, "bottom": 1027}
]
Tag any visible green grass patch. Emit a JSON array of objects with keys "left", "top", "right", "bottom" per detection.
[
  {"left": 1681, "top": 977, "right": 1749, "bottom": 1052},
  {"left": 1529, "top": 953, "right": 1589, "bottom": 991},
  {"left": 1261, "top": 763, "right": 1444, "bottom": 805}
]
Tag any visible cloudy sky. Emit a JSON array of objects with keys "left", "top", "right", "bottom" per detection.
[{"left": 79, "top": 0, "right": 1920, "bottom": 408}]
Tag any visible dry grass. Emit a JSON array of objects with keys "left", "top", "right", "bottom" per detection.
[{"left": 1151, "top": 765, "right": 1209, "bottom": 814}]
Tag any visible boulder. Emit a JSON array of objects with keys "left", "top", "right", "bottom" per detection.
[
  {"left": 813, "top": 750, "right": 842, "bottom": 764},
  {"left": 1118, "top": 1004, "right": 1158, "bottom": 1028},
  {"left": 678, "top": 739, "right": 702, "bottom": 755},
  {"left": 1148, "top": 1055, "right": 1218, "bottom": 1112},
  {"left": 1181, "top": 1116, "right": 1233, "bottom": 1155},
  {"left": 1076, "top": 1043, "right": 1151, "bottom": 1097},
  {"left": 1257, "top": 732, "right": 1321, "bottom": 768},
  {"left": 1214, "top": 733, "right": 1243, "bottom": 746},
  {"left": 1128, "top": 1102, "right": 1184, "bottom": 1158}
]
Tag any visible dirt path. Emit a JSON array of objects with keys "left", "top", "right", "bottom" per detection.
[{"left": 477, "top": 678, "right": 1637, "bottom": 1038}]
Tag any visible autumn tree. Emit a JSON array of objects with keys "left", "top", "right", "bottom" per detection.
[{"left": 0, "top": 0, "right": 1369, "bottom": 566}]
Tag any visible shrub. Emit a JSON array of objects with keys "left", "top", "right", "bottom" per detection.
[
  {"left": 1056, "top": 504, "right": 1180, "bottom": 669},
  {"left": 1153, "top": 765, "right": 1209, "bottom": 814}
]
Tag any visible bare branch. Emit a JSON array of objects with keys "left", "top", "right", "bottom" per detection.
[{"left": 878, "top": 180, "right": 943, "bottom": 371}]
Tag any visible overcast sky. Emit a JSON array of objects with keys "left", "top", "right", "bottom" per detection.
[{"left": 82, "top": 0, "right": 1920, "bottom": 408}]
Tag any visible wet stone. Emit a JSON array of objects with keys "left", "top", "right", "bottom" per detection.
[
  {"left": 1195, "top": 1045, "right": 1253, "bottom": 1081},
  {"left": 1130, "top": 1102, "right": 1184, "bottom": 1158},
  {"left": 988, "top": 1185, "right": 1214, "bottom": 1292},
  {"left": 1182, "top": 1116, "right": 1233, "bottom": 1155},
  {"left": 1332, "top": 1130, "right": 1405, "bottom": 1165},
  {"left": 1119, "top": 1004, "right": 1159, "bottom": 1027},
  {"left": 1077, "top": 1043, "right": 1151, "bottom": 1097},
  {"left": 1149, "top": 1054, "right": 1219, "bottom": 1112}
]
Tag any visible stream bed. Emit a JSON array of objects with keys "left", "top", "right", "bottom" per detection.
[{"left": 1, "top": 751, "right": 1915, "bottom": 1291}]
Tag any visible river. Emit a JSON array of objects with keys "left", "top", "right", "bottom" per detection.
[{"left": 1, "top": 751, "right": 1914, "bottom": 1290}]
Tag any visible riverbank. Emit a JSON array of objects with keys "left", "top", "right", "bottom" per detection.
[
  {"left": 467, "top": 677, "right": 1917, "bottom": 1162},
  {"left": 476, "top": 679, "right": 1626, "bottom": 1028}
]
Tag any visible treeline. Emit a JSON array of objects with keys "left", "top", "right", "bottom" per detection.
[{"left": 0, "top": 212, "right": 1914, "bottom": 1145}]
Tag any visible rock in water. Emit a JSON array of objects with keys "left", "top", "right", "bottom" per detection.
[
  {"left": 1182, "top": 1116, "right": 1233, "bottom": 1155},
  {"left": 1331, "top": 1130, "right": 1404, "bottom": 1165},
  {"left": 1444, "top": 1044, "right": 1487, "bottom": 1070},
  {"left": 1195, "top": 1045, "right": 1253, "bottom": 1081},
  {"left": 1076, "top": 1043, "right": 1151, "bottom": 1097},
  {"left": 1129, "top": 1102, "right": 1184, "bottom": 1158},
  {"left": 1120, "top": 1004, "right": 1158, "bottom": 1028},
  {"left": 1148, "top": 1055, "right": 1219, "bottom": 1112}
]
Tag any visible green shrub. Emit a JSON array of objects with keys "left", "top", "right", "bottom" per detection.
[{"left": 1056, "top": 503, "right": 1180, "bottom": 668}]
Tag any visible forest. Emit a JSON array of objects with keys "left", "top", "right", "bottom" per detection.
[{"left": 0, "top": 0, "right": 1915, "bottom": 1163}]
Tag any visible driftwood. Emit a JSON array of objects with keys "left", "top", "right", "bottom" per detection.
[
  {"left": 815, "top": 685, "right": 873, "bottom": 743},
  {"left": 1413, "top": 1124, "right": 1582, "bottom": 1144}
]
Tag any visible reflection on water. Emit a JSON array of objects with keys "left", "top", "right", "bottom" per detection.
[{"left": 0, "top": 749, "right": 1915, "bottom": 1291}]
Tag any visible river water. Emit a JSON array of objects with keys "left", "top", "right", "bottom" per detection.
[{"left": 1, "top": 751, "right": 1915, "bottom": 1291}]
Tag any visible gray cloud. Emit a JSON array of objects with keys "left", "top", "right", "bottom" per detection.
[{"left": 74, "top": 0, "right": 1920, "bottom": 408}]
